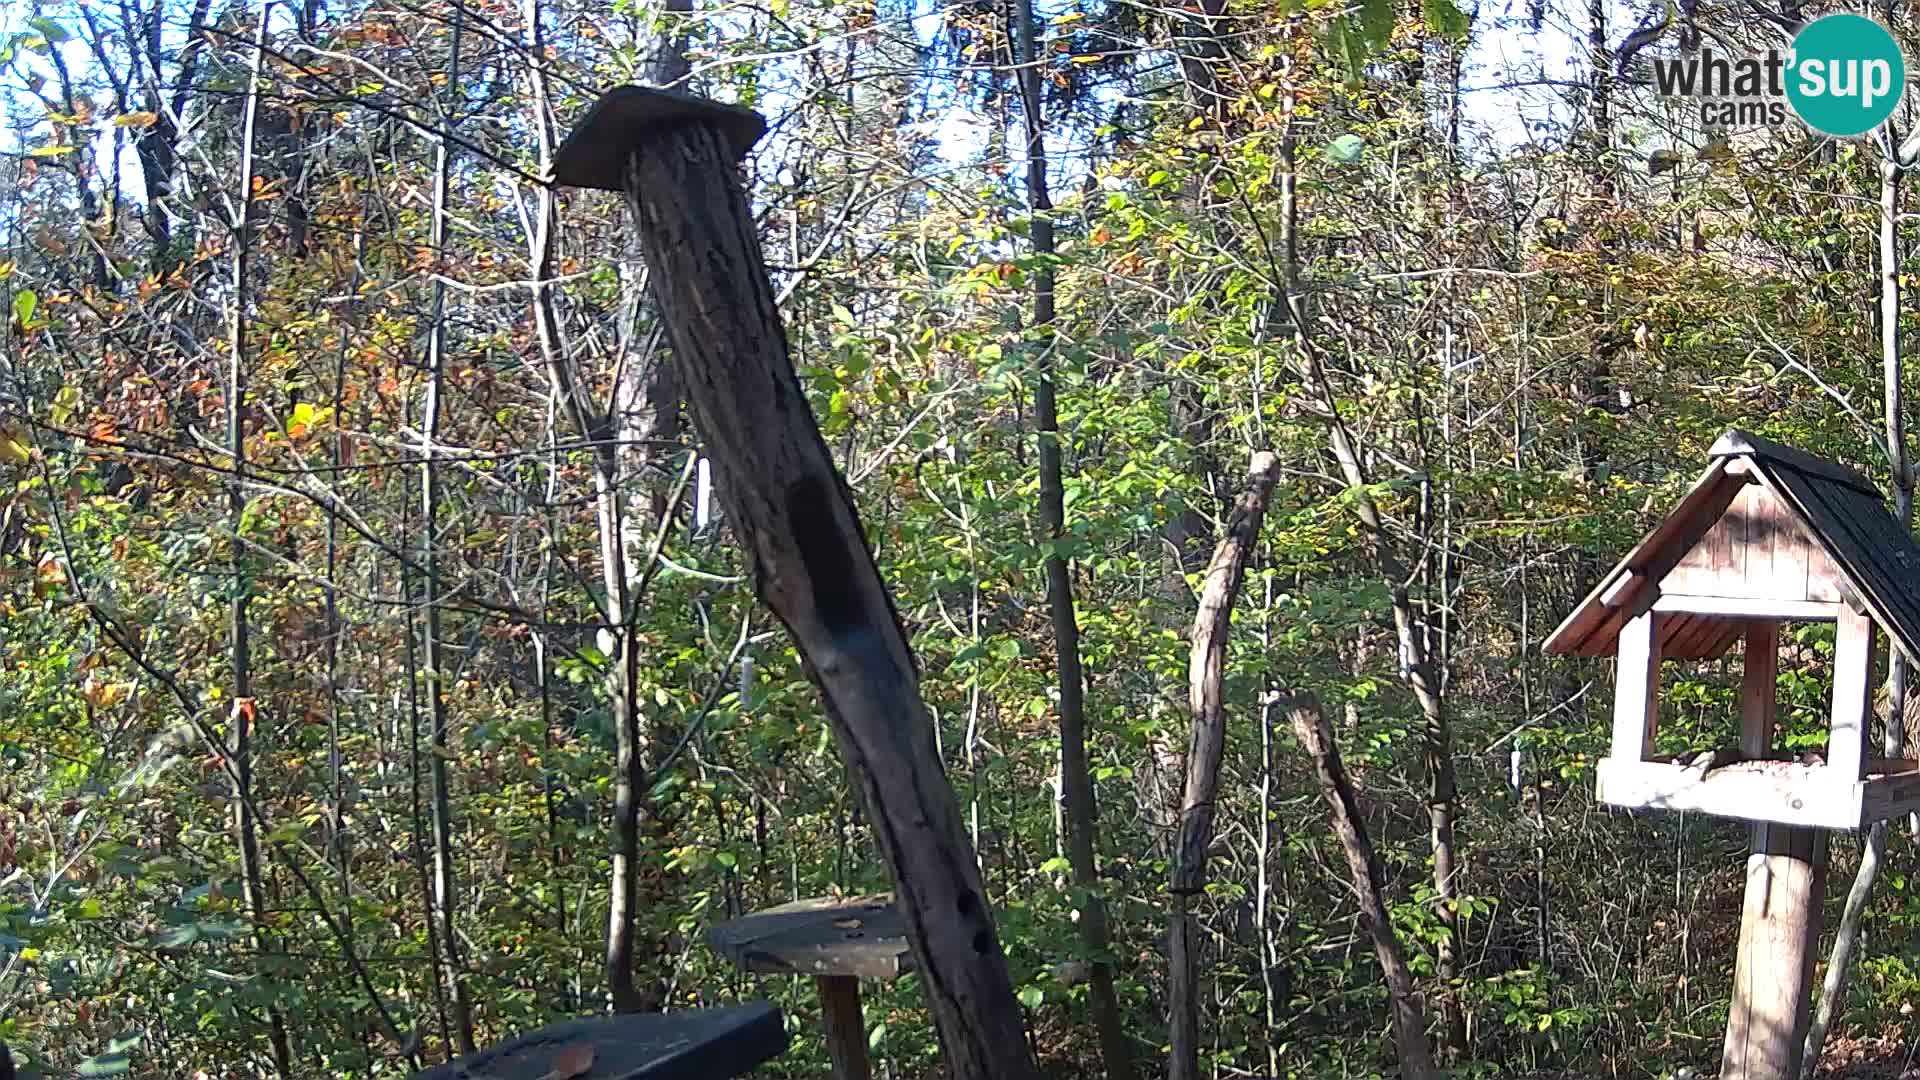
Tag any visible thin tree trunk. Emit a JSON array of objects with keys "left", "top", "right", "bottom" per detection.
[
  {"left": 1276, "top": 57, "right": 1463, "bottom": 1057},
  {"left": 1289, "top": 696, "right": 1439, "bottom": 1080},
  {"left": 1256, "top": 683, "right": 1281, "bottom": 1080},
  {"left": 520, "top": 0, "right": 689, "bottom": 1012},
  {"left": 1170, "top": 451, "right": 1282, "bottom": 1080},
  {"left": 419, "top": 10, "right": 477, "bottom": 1052},
  {"left": 324, "top": 185, "right": 365, "bottom": 1039},
  {"left": 227, "top": 7, "right": 293, "bottom": 1072},
  {"left": 1008, "top": 4, "right": 1132, "bottom": 1076},
  {"left": 1804, "top": 150, "right": 1910, "bottom": 1077}
]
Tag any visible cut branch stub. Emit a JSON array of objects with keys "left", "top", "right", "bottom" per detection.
[{"left": 552, "top": 87, "right": 1038, "bottom": 1080}]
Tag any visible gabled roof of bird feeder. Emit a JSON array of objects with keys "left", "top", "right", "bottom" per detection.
[{"left": 1544, "top": 429, "right": 1920, "bottom": 664}]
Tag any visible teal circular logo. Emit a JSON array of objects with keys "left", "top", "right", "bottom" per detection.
[{"left": 1787, "top": 14, "right": 1905, "bottom": 137}]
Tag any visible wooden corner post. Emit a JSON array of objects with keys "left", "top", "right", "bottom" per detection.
[
  {"left": 1612, "top": 610, "right": 1662, "bottom": 761},
  {"left": 551, "top": 88, "right": 1039, "bottom": 1080}
]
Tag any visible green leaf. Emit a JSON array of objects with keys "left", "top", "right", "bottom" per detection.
[
  {"left": 154, "top": 925, "right": 199, "bottom": 950},
  {"left": 27, "top": 17, "right": 69, "bottom": 42},
  {"left": 830, "top": 302, "right": 856, "bottom": 326},
  {"left": 867, "top": 1021, "right": 887, "bottom": 1050},
  {"left": 0, "top": 422, "right": 27, "bottom": 465},
  {"left": 1328, "top": 15, "right": 1369, "bottom": 80},
  {"left": 1017, "top": 985, "right": 1045, "bottom": 1009},
  {"left": 78, "top": 1054, "right": 130, "bottom": 1078},
  {"left": 1326, "top": 134, "right": 1365, "bottom": 164},
  {"left": 1356, "top": 0, "right": 1396, "bottom": 49},
  {"left": 1420, "top": 0, "right": 1470, "bottom": 39},
  {"left": 13, "top": 289, "right": 36, "bottom": 326}
]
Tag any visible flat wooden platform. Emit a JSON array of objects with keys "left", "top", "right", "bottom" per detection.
[
  {"left": 412, "top": 1002, "right": 786, "bottom": 1080},
  {"left": 708, "top": 894, "right": 913, "bottom": 980},
  {"left": 1596, "top": 756, "right": 1920, "bottom": 830}
]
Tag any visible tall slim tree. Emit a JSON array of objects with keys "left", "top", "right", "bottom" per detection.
[
  {"left": 226, "top": 5, "right": 293, "bottom": 1071},
  {"left": 520, "top": 0, "right": 690, "bottom": 1012},
  {"left": 1804, "top": 125, "right": 1919, "bottom": 1075},
  {"left": 1008, "top": 5, "right": 1133, "bottom": 1077},
  {"left": 419, "top": 7, "right": 477, "bottom": 1053}
]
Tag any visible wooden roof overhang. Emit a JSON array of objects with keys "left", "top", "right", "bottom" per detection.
[{"left": 1543, "top": 430, "right": 1920, "bottom": 664}]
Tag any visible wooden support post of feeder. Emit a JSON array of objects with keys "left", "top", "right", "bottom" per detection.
[
  {"left": 1724, "top": 823, "right": 1828, "bottom": 1078},
  {"left": 709, "top": 895, "right": 912, "bottom": 1080},
  {"left": 1544, "top": 430, "right": 1920, "bottom": 1080},
  {"left": 550, "top": 88, "right": 1037, "bottom": 1080},
  {"left": 1722, "top": 609, "right": 1827, "bottom": 1078}
]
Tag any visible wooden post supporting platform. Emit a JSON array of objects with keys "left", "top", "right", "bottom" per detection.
[
  {"left": 1722, "top": 823, "right": 1828, "bottom": 1079},
  {"left": 817, "top": 975, "right": 873, "bottom": 1080}
]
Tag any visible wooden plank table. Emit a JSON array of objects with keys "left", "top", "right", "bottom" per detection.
[
  {"left": 708, "top": 895, "right": 911, "bottom": 1080},
  {"left": 412, "top": 1001, "right": 787, "bottom": 1080}
]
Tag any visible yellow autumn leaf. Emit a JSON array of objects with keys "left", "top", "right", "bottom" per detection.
[
  {"left": 113, "top": 111, "right": 160, "bottom": 128},
  {"left": 0, "top": 421, "right": 29, "bottom": 465}
]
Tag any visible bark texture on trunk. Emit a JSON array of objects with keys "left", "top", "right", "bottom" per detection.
[
  {"left": 1010, "top": 1, "right": 1134, "bottom": 1073},
  {"left": 606, "top": 113, "right": 1038, "bottom": 1080},
  {"left": 1169, "top": 450, "right": 1282, "bottom": 1080},
  {"left": 1289, "top": 696, "right": 1438, "bottom": 1080}
]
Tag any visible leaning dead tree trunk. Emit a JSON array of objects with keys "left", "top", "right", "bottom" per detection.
[
  {"left": 1289, "top": 695, "right": 1439, "bottom": 1080},
  {"left": 1170, "top": 450, "right": 1282, "bottom": 1080},
  {"left": 552, "top": 89, "right": 1039, "bottom": 1080}
]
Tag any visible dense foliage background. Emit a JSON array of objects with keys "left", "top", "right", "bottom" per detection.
[{"left": 3, "top": 0, "right": 1920, "bottom": 1074}]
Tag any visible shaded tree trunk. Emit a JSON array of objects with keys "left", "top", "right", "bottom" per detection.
[
  {"left": 520, "top": 0, "right": 688, "bottom": 1013},
  {"left": 1170, "top": 450, "right": 1282, "bottom": 1080},
  {"left": 1804, "top": 148, "right": 1911, "bottom": 1078},
  {"left": 1009, "top": 1, "right": 1133, "bottom": 1074},
  {"left": 1276, "top": 59, "right": 1464, "bottom": 1057},
  {"left": 1289, "top": 695, "right": 1438, "bottom": 1080}
]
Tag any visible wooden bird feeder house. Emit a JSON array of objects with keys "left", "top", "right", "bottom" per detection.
[{"left": 1546, "top": 429, "right": 1920, "bottom": 1079}]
